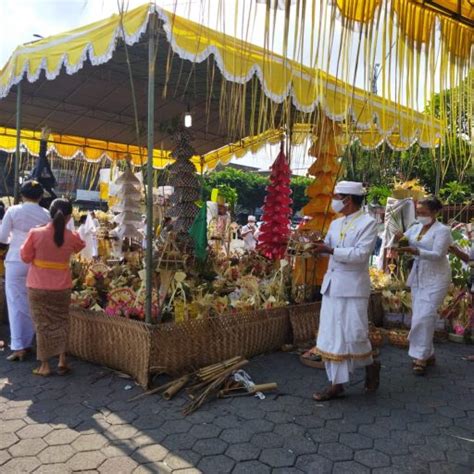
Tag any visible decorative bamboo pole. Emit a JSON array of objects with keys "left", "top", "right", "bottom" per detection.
[
  {"left": 293, "top": 117, "right": 343, "bottom": 296},
  {"left": 14, "top": 83, "right": 22, "bottom": 204},
  {"left": 145, "top": 14, "right": 157, "bottom": 324}
]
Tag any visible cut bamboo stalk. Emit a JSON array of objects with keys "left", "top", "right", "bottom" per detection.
[
  {"left": 183, "top": 360, "right": 248, "bottom": 415},
  {"left": 197, "top": 359, "right": 247, "bottom": 384},
  {"left": 163, "top": 375, "right": 190, "bottom": 400},
  {"left": 250, "top": 383, "right": 278, "bottom": 393}
]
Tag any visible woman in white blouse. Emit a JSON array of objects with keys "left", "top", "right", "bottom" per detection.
[
  {"left": 0, "top": 181, "right": 50, "bottom": 361},
  {"left": 397, "top": 197, "right": 452, "bottom": 375}
]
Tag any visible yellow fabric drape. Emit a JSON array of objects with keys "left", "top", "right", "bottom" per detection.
[
  {"left": 336, "top": 0, "right": 382, "bottom": 22},
  {"left": 0, "top": 4, "right": 443, "bottom": 151}
]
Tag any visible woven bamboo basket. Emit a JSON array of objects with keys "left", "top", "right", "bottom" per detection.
[
  {"left": 151, "top": 306, "right": 291, "bottom": 375},
  {"left": 68, "top": 307, "right": 155, "bottom": 388},
  {"left": 289, "top": 302, "right": 321, "bottom": 344},
  {"left": 386, "top": 329, "right": 409, "bottom": 348}
]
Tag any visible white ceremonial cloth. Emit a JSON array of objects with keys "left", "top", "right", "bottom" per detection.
[
  {"left": 0, "top": 202, "right": 50, "bottom": 351},
  {"left": 404, "top": 221, "right": 452, "bottom": 360},
  {"left": 378, "top": 198, "right": 416, "bottom": 269},
  {"left": 316, "top": 211, "right": 377, "bottom": 383}
]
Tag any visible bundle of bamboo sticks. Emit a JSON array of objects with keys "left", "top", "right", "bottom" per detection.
[{"left": 129, "top": 356, "right": 277, "bottom": 415}]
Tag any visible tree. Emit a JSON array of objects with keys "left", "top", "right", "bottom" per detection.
[{"left": 202, "top": 167, "right": 311, "bottom": 216}]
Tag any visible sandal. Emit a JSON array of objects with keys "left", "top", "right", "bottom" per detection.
[
  {"left": 312, "top": 386, "right": 345, "bottom": 402},
  {"left": 412, "top": 360, "right": 426, "bottom": 375},
  {"left": 300, "top": 350, "right": 325, "bottom": 369},
  {"left": 32, "top": 368, "right": 51, "bottom": 377},
  {"left": 57, "top": 366, "right": 72, "bottom": 376},
  {"left": 7, "top": 350, "right": 27, "bottom": 362},
  {"left": 365, "top": 360, "right": 381, "bottom": 393}
]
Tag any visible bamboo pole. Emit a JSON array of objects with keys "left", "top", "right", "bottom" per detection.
[
  {"left": 145, "top": 13, "right": 157, "bottom": 324},
  {"left": 14, "top": 83, "right": 22, "bottom": 204}
]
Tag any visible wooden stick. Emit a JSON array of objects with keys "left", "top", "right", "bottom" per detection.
[
  {"left": 218, "top": 382, "right": 278, "bottom": 398},
  {"left": 128, "top": 379, "right": 176, "bottom": 401}
]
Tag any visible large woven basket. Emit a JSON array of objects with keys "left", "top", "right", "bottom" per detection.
[
  {"left": 68, "top": 307, "right": 155, "bottom": 388},
  {"left": 151, "top": 307, "right": 290, "bottom": 375},
  {"left": 289, "top": 302, "right": 321, "bottom": 344}
]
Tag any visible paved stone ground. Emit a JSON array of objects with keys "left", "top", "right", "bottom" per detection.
[{"left": 0, "top": 329, "right": 473, "bottom": 474}]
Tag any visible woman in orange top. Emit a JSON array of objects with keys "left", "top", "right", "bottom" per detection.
[{"left": 21, "top": 199, "right": 85, "bottom": 376}]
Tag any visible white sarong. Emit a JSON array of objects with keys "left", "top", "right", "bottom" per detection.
[
  {"left": 316, "top": 291, "right": 373, "bottom": 385},
  {"left": 409, "top": 286, "right": 448, "bottom": 361},
  {"left": 5, "top": 261, "right": 35, "bottom": 351}
]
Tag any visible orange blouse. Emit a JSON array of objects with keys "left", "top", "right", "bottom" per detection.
[{"left": 21, "top": 223, "right": 85, "bottom": 290}]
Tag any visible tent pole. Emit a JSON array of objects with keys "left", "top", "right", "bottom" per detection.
[
  {"left": 145, "top": 14, "right": 156, "bottom": 324},
  {"left": 14, "top": 83, "right": 22, "bottom": 204}
]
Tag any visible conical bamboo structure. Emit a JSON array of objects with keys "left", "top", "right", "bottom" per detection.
[
  {"left": 112, "top": 166, "right": 143, "bottom": 241},
  {"left": 294, "top": 118, "right": 342, "bottom": 293}
]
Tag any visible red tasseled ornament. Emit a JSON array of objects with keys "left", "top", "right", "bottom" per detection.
[{"left": 257, "top": 144, "right": 293, "bottom": 260}]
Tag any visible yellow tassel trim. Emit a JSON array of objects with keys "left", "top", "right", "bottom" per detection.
[{"left": 315, "top": 347, "right": 373, "bottom": 363}]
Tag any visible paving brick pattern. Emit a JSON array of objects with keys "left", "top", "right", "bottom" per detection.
[{"left": 0, "top": 331, "right": 473, "bottom": 473}]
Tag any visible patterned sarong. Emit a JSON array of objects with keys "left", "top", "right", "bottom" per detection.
[{"left": 28, "top": 288, "right": 71, "bottom": 361}]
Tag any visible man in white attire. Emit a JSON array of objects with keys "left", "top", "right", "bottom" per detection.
[
  {"left": 312, "top": 181, "right": 380, "bottom": 401},
  {"left": 241, "top": 215, "right": 259, "bottom": 251},
  {"left": 0, "top": 181, "right": 50, "bottom": 361}
]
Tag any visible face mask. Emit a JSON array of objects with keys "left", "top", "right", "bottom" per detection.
[
  {"left": 418, "top": 216, "right": 433, "bottom": 226},
  {"left": 331, "top": 199, "right": 346, "bottom": 213}
]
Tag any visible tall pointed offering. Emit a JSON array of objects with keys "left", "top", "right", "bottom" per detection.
[
  {"left": 111, "top": 162, "right": 143, "bottom": 242},
  {"left": 258, "top": 144, "right": 292, "bottom": 260},
  {"left": 165, "top": 127, "right": 200, "bottom": 251}
]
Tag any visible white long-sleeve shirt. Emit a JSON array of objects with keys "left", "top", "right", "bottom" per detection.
[
  {"left": 0, "top": 202, "right": 50, "bottom": 263},
  {"left": 404, "top": 221, "right": 452, "bottom": 290},
  {"left": 321, "top": 210, "right": 378, "bottom": 298}
]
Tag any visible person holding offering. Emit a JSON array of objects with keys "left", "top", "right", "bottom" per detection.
[{"left": 396, "top": 197, "right": 452, "bottom": 375}]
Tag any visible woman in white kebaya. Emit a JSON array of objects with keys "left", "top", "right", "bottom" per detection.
[
  {"left": 0, "top": 181, "right": 50, "bottom": 361},
  {"left": 397, "top": 197, "right": 452, "bottom": 375}
]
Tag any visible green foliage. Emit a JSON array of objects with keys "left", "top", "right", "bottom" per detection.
[
  {"left": 202, "top": 168, "right": 268, "bottom": 214},
  {"left": 367, "top": 184, "right": 392, "bottom": 206},
  {"left": 289, "top": 176, "right": 312, "bottom": 212},
  {"left": 215, "top": 184, "right": 238, "bottom": 212},
  {"left": 439, "top": 181, "right": 471, "bottom": 205},
  {"left": 202, "top": 167, "right": 312, "bottom": 215},
  {"left": 449, "top": 230, "right": 471, "bottom": 287}
]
